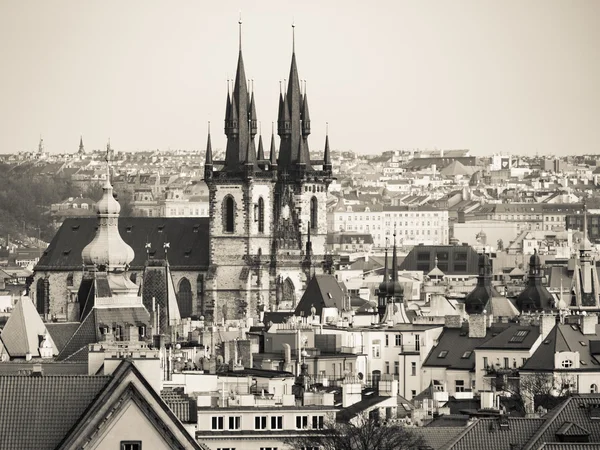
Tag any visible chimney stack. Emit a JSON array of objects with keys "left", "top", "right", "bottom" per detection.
[
  {"left": 468, "top": 314, "right": 487, "bottom": 338},
  {"left": 581, "top": 313, "right": 598, "bottom": 335}
]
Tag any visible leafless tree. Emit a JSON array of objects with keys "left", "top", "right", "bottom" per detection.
[{"left": 284, "top": 412, "right": 424, "bottom": 450}]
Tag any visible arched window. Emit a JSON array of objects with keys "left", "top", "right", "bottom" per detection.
[
  {"left": 258, "top": 197, "right": 265, "bottom": 233},
  {"left": 177, "top": 278, "right": 193, "bottom": 318},
  {"left": 197, "top": 274, "right": 205, "bottom": 316},
  {"left": 310, "top": 197, "right": 318, "bottom": 231},
  {"left": 36, "top": 278, "right": 49, "bottom": 315},
  {"left": 223, "top": 196, "right": 235, "bottom": 233},
  {"left": 591, "top": 384, "right": 598, "bottom": 393},
  {"left": 561, "top": 359, "right": 573, "bottom": 368},
  {"left": 66, "top": 272, "right": 74, "bottom": 287}
]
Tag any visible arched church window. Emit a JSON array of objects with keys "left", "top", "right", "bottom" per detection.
[
  {"left": 223, "top": 196, "right": 235, "bottom": 233},
  {"left": 258, "top": 197, "right": 265, "bottom": 233},
  {"left": 36, "top": 278, "right": 49, "bottom": 315},
  {"left": 310, "top": 197, "right": 318, "bottom": 231},
  {"left": 178, "top": 278, "right": 193, "bottom": 318},
  {"left": 197, "top": 274, "right": 205, "bottom": 316}
]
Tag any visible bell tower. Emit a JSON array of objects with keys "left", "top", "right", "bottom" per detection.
[{"left": 204, "top": 19, "right": 277, "bottom": 323}]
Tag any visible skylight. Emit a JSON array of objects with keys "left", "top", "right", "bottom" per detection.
[
  {"left": 461, "top": 351, "right": 472, "bottom": 359},
  {"left": 438, "top": 350, "right": 448, "bottom": 358},
  {"left": 509, "top": 330, "right": 530, "bottom": 343}
]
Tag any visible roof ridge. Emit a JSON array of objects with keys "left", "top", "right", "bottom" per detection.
[
  {"left": 522, "top": 396, "right": 574, "bottom": 450},
  {"left": 441, "top": 417, "right": 480, "bottom": 450}
]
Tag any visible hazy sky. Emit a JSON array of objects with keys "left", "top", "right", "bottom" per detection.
[{"left": 1, "top": 0, "right": 599, "bottom": 156}]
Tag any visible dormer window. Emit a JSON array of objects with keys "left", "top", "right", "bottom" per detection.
[{"left": 561, "top": 359, "right": 573, "bottom": 368}]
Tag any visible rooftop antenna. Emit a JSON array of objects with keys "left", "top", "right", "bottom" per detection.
[
  {"left": 292, "top": 20, "right": 296, "bottom": 53},
  {"left": 238, "top": 11, "right": 242, "bottom": 51}
]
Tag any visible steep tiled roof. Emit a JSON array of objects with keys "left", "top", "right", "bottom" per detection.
[
  {"left": 0, "top": 374, "right": 110, "bottom": 450},
  {"left": 36, "top": 217, "right": 210, "bottom": 271},
  {"left": 45, "top": 322, "right": 81, "bottom": 352},
  {"left": 522, "top": 395, "right": 600, "bottom": 450},
  {"left": 477, "top": 324, "right": 540, "bottom": 350},
  {"left": 55, "top": 311, "right": 97, "bottom": 361},
  {"left": 294, "top": 274, "right": 345, "bottom": 317},
  {"left": 0, "top": 296, "right": 56, "bottom": 357},
  {"left": 415, "top": 426, "right": 465, "bottom": 449},
  {"left": 444, "top": 417, "right": 546, "bottom": 450}
]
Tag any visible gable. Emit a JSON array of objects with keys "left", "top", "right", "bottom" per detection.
[
  {"left": 58, "top": 361, "right": 202, "bottom": 450},
  {"left": 87, "top": 398, "right": 176, "bottom": 450}
]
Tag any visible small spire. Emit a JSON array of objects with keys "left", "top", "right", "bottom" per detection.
[
  {"left": 257, "top": 134, "right": 265, "bottom": 161},
  {"left": 292, "top": 21, "right": 296, "bottom": 53},
  {"left": 205, "top": 121, "right": 213, "bottom": 165},
  {"left": 270, "top": 122, "right": 277, "bottom": 166},
  {"left": 324, "top": 123, "right": 331, "bottom": 168}
]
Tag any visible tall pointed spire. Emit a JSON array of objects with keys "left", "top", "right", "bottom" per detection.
[
  {"left": 78, "top": 135, "right": 85, "bottom": 154},
  {"left": 204, "top": 122, "right": 213, "bottom": 180},
  {"left": 224, "top": 79, "right": 232, "bottom": 136},
  {"left": 324, "top": 122, "right": 331, "bottom": 171},
  {"left": 249, "top": 82, "right": 258, "bottom": 137}
]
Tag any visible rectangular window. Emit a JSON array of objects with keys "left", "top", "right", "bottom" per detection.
[
  {"left": 228, "top": 416, "right": 241, "bottom": 430},
  {"left": 255, "top": 416, "right": 267, "bottom": 430},
  {"left": 372, "top": 344, "right": 381, "bottom": 358},
  {"left": 455, "top": 380, "right": 465, "bottom": 393},
  {"left": 121, "top": 443, "right": 141, "bottom": 450},
  {"left": 211, "top": 416, "right": 224, "bottom": 430},
  {"left": 385, "top": 361, "right": 390, "bottom": 374},
  {"left": 394, "top": 361, "right": 399, "bottom": 375},
  {"left": 504, "top": 357, "right": 509, "bottom": 369},
  {"left": 385, "top": 334, "right": 389, "bottom": 347},
  {"left": 271, "top": 416, "right": 283, "bottom": 430},
  {"left": 411, "top": 362, "right": 416, "bottom": 376},
  {"left": 483, "top": 357, "right": 488, "bottom": 369},
  {"left": 415, "top": 338, "right": 420, "bottom": 351},
  {"left": 312, "top": 416, "right": 324, "bottom": 429},
  {"left": 296, "top": 415, "right": 309, "bottom": 429},
  {"left": 395, "top": 334, "right": 402, "bottom": 346}
]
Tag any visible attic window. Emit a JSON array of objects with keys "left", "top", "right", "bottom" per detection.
[
  {"left": 544, "top": 339, "right": 551, "bottom": 344},
  {"left": 328, "top": 293, "right": 333, "bottom": 299},
  {"left": 63, "top": 249, "right": 71, "bottom": 256},
  {"left": 184, "top": 249, "right": 191, "bottom": 257},
  {"left": 149, "top": 250, "right": 156, "bottom": 256},
  {"left": 193, "top": 225, "right": 200, "bottom": 233},
  {"left": 157, "top": 225, "right": 165, "bottom": 233},
  {"left": 571, "top": 324, "right": 579, "bottom": 331},
  {"left": 580, "top": 341, "right": 588, "bottom": 346},
  {"left": 126, "top": 226, "right": 133, "bottom": 233},
  {"left": 461, "top": 351, "right": 472, "bottom": 359},
  {"left": 71, "top": 225, "right": 80, "bottom": 231},
  {"left": 509, "top": 330, "right": 530, "bottom": 343},
  {"left": 581, "top": 361, "right": 587, "bottom": 365},
  {"left": 438, "top": 351, "right": 448, "bottom": 358}
]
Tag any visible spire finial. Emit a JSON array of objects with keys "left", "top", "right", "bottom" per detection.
[
  {"left": 259, "top": 121, "right": 261, "bottom": 136},
  {"left": 279, "top": 80, "right": 282, "bottom": 95},
  {"left": 208, "top": 121, "right": 211, "bottom": 134},
  {"left": 272, "top": 121, "right": 274, "bottom": 135},
  {"left": 238, "top": 11, "right": 242, "bottom": 51},
  {"left": 326, "top": 122, "right": 329, "bottom": 135},
  {"left": 292, "top": 20, "right": 296, "bottom": 53}
]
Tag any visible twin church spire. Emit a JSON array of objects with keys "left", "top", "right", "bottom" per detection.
[{"left": 205, "top": 21, "right": 331, "bottom": 180}]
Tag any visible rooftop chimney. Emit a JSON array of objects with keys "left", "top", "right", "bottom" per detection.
[
  {"left": 582, "top": 313, "right": 598, "bottom": 335},
  {"left": 468, "top": 314, "right": 486, "bottom": 338}
]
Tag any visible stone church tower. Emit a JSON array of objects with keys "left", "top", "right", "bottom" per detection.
[{"left": 204, "top": 23, "right": 333, "bottom": 323}]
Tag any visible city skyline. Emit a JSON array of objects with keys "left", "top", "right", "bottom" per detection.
[{"left": 1, "top": 0, "right": 599, "bottom": 156}]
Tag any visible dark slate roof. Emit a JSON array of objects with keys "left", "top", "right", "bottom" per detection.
[
  {"left": 0, "top": 362, "right": 87, "bottom": 375},
  {"left": 56, "top": 311, "right": 97, "bottom": 361},
  {"left": 294, "top": 274, "right": 345, "bottom": 318},
  {"left": 444, "top": 417, "right": 546, "bottom": 450},
  {"left": 336, "top": 392, "right": 391, "bottom": 422},
  {"left": 521, "top": 323, "right": 600, "bottom": 371},
  {"left": 35, "top": 217, "right": 210, "bottom": 271},
  {"left": 400, "top": 244, "right": 481, "bottom": 275},
  {"left": 0, "top": 374, "right": 110, "bottom": 450},
  {"left": 477, "top": 324, "right": 540, "bottom": 350},
  {"left": 423, "top": 323, "right": 512, "bottom": 370},
  {"left": 45, "top": 322, "right": 81, "bottom": 352}
]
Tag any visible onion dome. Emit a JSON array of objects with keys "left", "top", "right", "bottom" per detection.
[{"left": 82, "top": 159, "right": 134, "bottom": 271}]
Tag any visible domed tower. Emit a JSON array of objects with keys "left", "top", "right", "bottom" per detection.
[
  {"left": 81, "top": 155, "right": 134, "bottom": 272},
  {"left": 516, "top": 249, "right": 553, "bottom": 312},
  {"left": 464, "top": 252, "right": 499, "bottom": 315}
]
